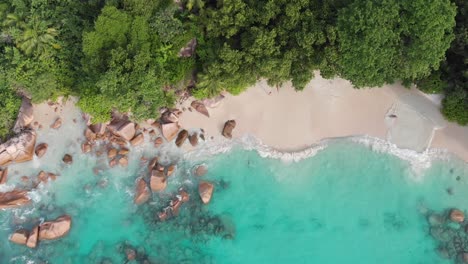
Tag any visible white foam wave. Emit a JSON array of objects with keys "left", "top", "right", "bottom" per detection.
[{"left": 184, "top": 134, "right": 462, "bottom": 173}]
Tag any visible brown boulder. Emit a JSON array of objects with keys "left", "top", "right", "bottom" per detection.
[
  {"left": 50, "top": 118, "right": 62, "bottom": 129},
  {"left": 118, "top": 148, "right": 129, "bottom": 155},
  {"left": 166, "top": 165, "right": 176, "bottom": 177},
  {"left": 37, "top": 171, "right": 57, "bottom": 183},
  {"left": 109, "top": 158, "right": 118, "bottom": 168},
  {"left": 134, "top": 178, "right": 150, "bottom": 205},
  {"left": 150, "top": 171, "right": 167, "bottom": 192},
  {"left": 0, "top": 190, "right": 31, "bottom": 209},
  {"left": 199, "top": 181, "right": 214, "bottom": 204},
  {"left": 13, "top": 98, "right": 34, "bottom": 133},
  {"left": 191, "top": 101, "right": 210, "bottom": 117},
  {"left": 26, "top": 225, "right": 39, "bottom": 248},
  {"left": 89, "top": 123, "right": 107, "bottom": 135},
  {"left": 175, "top": 130, "right": 189, "bottom": 147},
  {"left": 160, "top": 110, "right": 180, "bottom": 123},
  {"left": 35, "top": 143, "right": 48, "bottom": 158},
  {"left": 108, "top": 117, "right": 136, "bottom": 141},
  {"left": 119, "top": 156, "right": 129, "bottom": 167},
  {"left": 0, "top": 130, "right": 36, "bottom": 166},
  {"left": 82, "top": 142, "right": 92, "bottom": 153},
  {"left": 222, "top": 120, "right": 236, "bottom": 139},
  {"left": 189, "top": 133, "right": 198, "bottom": 146},
  {"left": 195, "top": 165, "right": 207, "bottom": 176},
  {"left": 130, "top": 133, "right": 144, "bottom": 146},
  {"left": 161, "top": 123, "right": 180, "bottom": 141},
  {"left": 39, "top": 215, "right": 72, "bottom": 240},
  {"left": 9, "top": 229, "right": 29, "bottom": 245},
  {"left": 0, "top": 167, "right": 8, "bottom": 184},
  {"left": 450, "top": 209, "right": 465, "bottom": 223},
  {"left": 154, "top": 137, "right": 164, "bottom": 147},
  {"left": 108, "top": 148, "right": 118, "bottom": 159},
  {"left": 63, "top": 154, "right": 73, "bottom": 164},
  {"left": 84, "top": 128, "right": 96, "bottom": 141}
]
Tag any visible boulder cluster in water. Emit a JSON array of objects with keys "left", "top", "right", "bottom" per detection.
[
  {"left": 428, "top": 208, "right": 468, "bottom": 263},
  {"left": 0, "top": 99, "right": 236, "bottom": 256}
]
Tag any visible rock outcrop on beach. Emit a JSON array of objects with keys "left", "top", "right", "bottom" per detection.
[
  {"left": 130, "top": 133, "right": 144, "bottom": 146},
  {"left": 160, "top": 109, "right": 180, "bottom": 123},
  {"left": 199, "top": 181, "right": 214, "bottom": 204},
  {"left": 222, "top": 120, "right": 236, "bottom": 139},
  {"left": 134, "top": 178, "right": 150, "bottom": 205},
  {"left": 191, "top": 101, "right": 210, "bottom": 117},
  {"left": 108, "top": 116, "right": 136, "bottom": 141},
  {"left": 0, "top": 130, "right": 36, "bottom": 166},
  {"left": 13, "top": 98, "right": 33, "bottom": 133},
  {"left": 161, "top": 122, "right": 180, "bottom": 141},
  {"left": 0, "top": 190, "right": 31, "bottom": 209},
  {"left": 35, "top": 143, "right": 48, "bottom": 158},
  {"left": 39, "top": 215, "right": 72, "bottom": 240},
  {"left": 0, "top": 168, "right": 8, "bottom": 184},
  {"left": 175, "top": 130, "right": 188, "bottom": 147}
]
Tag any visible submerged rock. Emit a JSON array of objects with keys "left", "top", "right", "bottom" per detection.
[
  {"left": 222, "top": 120, "right": 236, "bottom": 139},
  {"left": 199, "top": 181, "right": 214, "bottom": 204},
  {"left": 9, "top": 229, "right": 29, "bottom": 245},
  {"left": 35, "top": 143, "right": 48, "bottom": 158},
  {"left": 154, "top": 137, "right": 164, "bottom": 147},
  {"left": 134, "top": 178, "right": 150, "bottom": 205},
  {"left": 37, "top": 171, "right": 57, "bottom": 183},
  {"left": 0, "top": 130, "right": 36, "bottom": 166},
  {"left": 450, "top": 209, "right": 464, "bottom": 223},
  {"left": 82, "top": 142, "right": 92, "bottom": 153},
  {"left": 175, "top": 130, "right": 189, "bottom": 147},
  {"left": 195, "top": 165, "right": 207, "bottom": 177},
  {"left": 428, "top": 213, "right": 445, "bottom": 226},
  {"left": 39, "top": 215, "right": 72, "bottom": 240},
  {"left": 0, "top": 189, "right": 31, "bottom": 209},
  {"left": 118, "top": 156, "right": 128, "bottom": 167}
]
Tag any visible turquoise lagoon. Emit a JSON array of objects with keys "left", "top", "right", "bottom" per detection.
[{"left": 0, "top": 137, "right": 467, "bottom": 263}]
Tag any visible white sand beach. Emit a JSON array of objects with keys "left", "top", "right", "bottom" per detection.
[{"left": 178, "top": 72, "right": 468, "bottom": 162}]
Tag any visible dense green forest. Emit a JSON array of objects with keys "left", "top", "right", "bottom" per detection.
[{"left": 0, "top": 0, "right": 466, "bottom": 138}]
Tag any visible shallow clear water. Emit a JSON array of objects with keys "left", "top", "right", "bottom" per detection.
[{"left": 0, "top": 139, "right": 467, "bottom": 263}]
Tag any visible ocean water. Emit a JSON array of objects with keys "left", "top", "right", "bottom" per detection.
[{"left": 0, "top": 137, "right": 467, "bottom": 263}]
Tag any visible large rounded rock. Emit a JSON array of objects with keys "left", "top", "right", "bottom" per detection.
[
  {"left": 26, "top": 225, "right": 39, "bottom": 248},
  {"left": 35, "top": 143, "right": 48, "bottom": 158},
  {"left": 175, "top": 130, "right": 188, "bottom": 147},
  {"left": 222, "top": 120, "right": 236, "bottom": 139},
  {"left": 108, "top": 117, "right": 136, "bottom": 141},
  {"left": 161, "top": 123, "right": 180, "bottom": 141},
  {"left": 9, "top": 229, "right": 29, "bottom": 245},
  {"left": 134, "top": 178, "right": 150, "bottom": 205},
  {"left": 0, "top": 190, "right": 31, "bottom": 209},
  {"left": 450, "top": 209, "right": 464, "bottom": 223},
  {"left": 0, "top": 130, "right": 36, "bottom": 166},
  {"left": 199, "top": 181, "right": 214, "bottom": 204},
  {"left": 39, "top": 215, "right": 72, "bottom": 240},
  {"left": 13, "top": 98, "right": 34, "bottom": 133},
  {"left": 89, "top": 123, "right": 107, "bottom": 135},
  {"left": 108, "top": 148, "right": 118, "bottom": 159},
  {"left": 191, "top": 101, "right": 210, "bottom": 117}
]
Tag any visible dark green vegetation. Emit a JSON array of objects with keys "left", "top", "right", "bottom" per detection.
[{"left": 0, "top": 0, "right": 466, "bottom": 137}]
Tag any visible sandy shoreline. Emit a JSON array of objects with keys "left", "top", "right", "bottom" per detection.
[{"left": 178, "top": 72, "right": 468, "bottom": 162}]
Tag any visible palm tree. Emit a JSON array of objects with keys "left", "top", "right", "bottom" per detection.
[{"left": 16, "top": 16, "right": 60, "bottom": 57}]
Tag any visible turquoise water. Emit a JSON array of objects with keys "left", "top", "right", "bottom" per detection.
[{"left": 0, "top": 140, "right": 467, "bottom": 263}]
